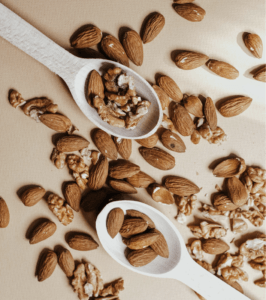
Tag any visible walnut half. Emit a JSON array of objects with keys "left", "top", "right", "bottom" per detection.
[{"left": 188, "top": 221, "right": 227, "bottom": 239}]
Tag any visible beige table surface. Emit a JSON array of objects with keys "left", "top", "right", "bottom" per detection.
[{"left": 0, "top": 0, "right": 265, "bottom": 299}]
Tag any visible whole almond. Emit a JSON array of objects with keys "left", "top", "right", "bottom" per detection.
[
  {"left": 87, "top": 155, "right": 108, "bottom": 190},
  {"left": 202, "top": 238, "right": 230, "bottom": 255},
  {"left": 37, "top": 250, "right": 57, "bottom": 282},
  {"left": 21, "top": 186, "right": 46, "bottom": 207},
  {"left": 170, "top": 103, "right": 195, "bottom": 136},
  {"left": 87, "top": 69, "right": 105, "bottom": 106},
  {"left": 174, "top": 3, "right": 206, "bottom": 22},
  {"left": 81, "top": 189, "right": 109, "bottom": 212},
  {"left": 58, "top": 248, "right": 75, "bottom": 277},
  {"left": 127, "top": 247, "right": 158, "bottom": 267},
  {"left": 126, "top": 210, "right": 155, "bottom": 229},
  {"left": 71, "top": 25, "right": 102, "bottom": 48},
  {"left": 67, "top": 232, "right": 99, "bottom": 251},
  {"left": 148, "top": 183, "right": 174, "bottom": 204},
  {"left": 113, "top": 137, "right": 132, "bottom": 160},
  {"left": 120, "top": 218, "right": 148, "bottom": 238},
  {"left": 136, "top": 132, "right": 159, "bottom": 148},
  {"left": 149, "top": 228, "right": 169, "bottom": 258},
  {"left": 213, "top": 193, "right": 238, "bottom": 211},
  {"left": 183, "top": 95, "right": 203, "bottom": 117},
  {"left": 206, "top": 59, "right": 239, "bottom": 80},
  {"left": 253, "top": 64, "right": 266, "bottom": 82},
  {"left": 39, "top": 114, "right": 72, "bottom": 132},
  {"left": 204, "top": 97, "right": 217, "bottom": 130},
  {"left": 243, "top": 33, "right": 263, "bottom": 58},
  {"left": 153, "top": 85, "right": 170, "bottom": 110},
  {"left": 157, "top": 75, "right": 183, "bottom": 102},
  {"left": 139, "top": 147, "right": 175, "bottom": 170},
  {"left": 218, "top": 96, "right": 252, "bottom": 117},
  {"left": 165, "top": 176, "right": 200, "bottom": 196},
  {"left": 126, "top": 232, "right": 160, "bottom": 250},
  {"left": 63, "top": 182, "right": 81, "bottom": 212},
  {"left": 107, "top": 208, "right": 125, "bottom": 238},
  {"left": 227, "top": 177, "right": 248, "bottom": 206},
  {"left": 175, "top": 51, "right": 209, "bottom": 70},
  {"left": 101, "top": 35, "right": 129, "bottom": 67},
  {"left": 160, "top": 129, "right": 186, "bottom": 153},
  {"left": 126, "top": 171, "right": 155, "bottom": 188},
  {"left": 142, "top": 12, "right": 165, "bottom": 44},
  {"left": 122, "top": 30, "right": 143, "bottom": 66},
  {"left": 213, "top": 157, "right": 246, "bottom": 178},
  {"left": 29, "top": 220, "right": 56, "bottom": 244},
  {"left": 109, "top": 160, "right": 140, "bottom": 179},
  {"left": 0, "top": 197, "right": 10, "bottom": 228},
  {"left": 56, "top": 135, "right": 89, "bottom": 152},
  {"left": 109, "top": 179, "right": 137, "bottom": 194},
  {"left": 191, "top": 130, "right": 201, "bottom": 144},
  {"left": 93, "top": 129, "right": 117, "bottom": 160}
]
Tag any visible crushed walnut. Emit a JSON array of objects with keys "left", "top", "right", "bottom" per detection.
[
  {"left": 67, "top": 154, "right": 89, "bottom": 190},
  {"left": 186, "top": 240, "right": 204, "bottom": 260},
  {"left": 216, "top": 253, "right": 244, "bottom": 277},
  {"left": 176, "top": 195, "right": 197, "bottom": 223},
  {"left": 201, "top": 203, "right": 228, "bottom": 222},
  {"left": 188, "top": 221, "right": 227, "bottom": 239},
  {"left": 51, "top": 148, "right": 67, "bottom": 169},
  {"left": 254, "top": 270, "right": 266, "bottom": 288},
  {"left": 100, "top": 279, "right": 124, "bottom": 297},
  {"left": 239, "top": 234, "right": 266, "bottom": 260},
  {"left": 9, "top": 89, "right": 25, "bottom": 108},
  {"left": 220, "top": 266, "right": 248, "bottom": 282},
  {"left": 242, "top": 209, "right": 264, "bottom": 227},
  {"left": 161, "top": 113, "right": 175, "bottom": 131},
  {"left": 195, "top": 259, "right": 215, "bottom": 274},
  {"left": 197, "top": 121, "right": 227, "bottom": 145}
]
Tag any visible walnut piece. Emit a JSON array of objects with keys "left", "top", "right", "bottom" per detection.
[
  {"left": 231, "top": 218, "right": 248, "bottom": 234},
  {"left": 67, "top": 154, "right": 89, "bottom": 189},
  {"left": 201, "top": 203, "right": 228, "bottom": 222},
  {"left": 239, "top": 234, "right": 266, "bottom": 260},
  {"left": 188, "top": 221, "right": 227, "bottom": 239},
  {"left": 249, "top": 256, "right": 266, "bottom": 271},
  {"left": 72, "top": 264, "right": 88, "bottom": 300},
  {"left": 161, "top": 113, "right": 175, "bottom": 131},
  {"left": 255, "top": 270, "right": 266, "bottom": 288},
  {"left": 9, "top": 89, "right": 25, "bottom": 108},
  {"left": 195, "top": 260, "right": 215, "bottom": 274},
  {"left": 198, "top": 122, "right": 227, "bottom": 145},
  {"left": 125, "top": 100, "right": 151, "bottom": 130},
  {"left": 100, "top": 279, "right": 124, "bottom": 297},
  {"left": 187, "top": 240, "right": 204, "bottom": 260},
  {"left": 103, "top": 67, "right": 122, "bottom": 81},
  {"left": 216, "top": 253, "right": 244, "bottom": 277},
  {"left": 242, "top": 167, "right": 266, "bottom": 194},
  {"left": 242, "top": 209, "right": 264, "bottom": 227},
  {"left": 177, "top": 195, "right": 197, "bottom": 216},
  {"left": 85, "top": 263, "right": 104, "bottom": 298},
  {"left": 51, "top": 148, "right": 66, "bottom": 169},
  {"left": 221, "top": 267, "right": 248, "bottom": 282}
]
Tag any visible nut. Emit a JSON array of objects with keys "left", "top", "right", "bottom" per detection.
[
  {"left": 227, "top": 177, "right": 248, "bottom": 206},
  {"left": 201, "top": 238, "right": 230, "bottom": 255},
  {"left": 221, "top": 267, "right": 248, "bottom": 282},
  {"left": 122, "top": 30, "right": 143, "bottom": 66},
  {"left": 127, "top": 247, "right": 158, "bottom": 267},
  {"left": 249, "top": 256, "right": 266, "bottom": 271},
  {"left": 204, "top": 97, "right": 217, "bottom": 130},
  {"left": 206, "top": 59, "right": 239, "bottom": 80},
  {"left": 51, "top": 148, "right": 67, "bottom": 169},
  {"left": 153, "top": 85, "right": 170, "bottom": 110},
  {"left": 56, "top": 135, "right": 90, "bottom": 152},
  {"left": 109, "top": 160, "right": 140, "bottom": 179},
  {"left": 174, "top": 3, "right": 206, "bottom": 22},
  {"left": 71, "top": 25, "right": 102, "bottom": 48},
  {"left": 107, "top": 208, "right": 125, "bottom": 238},
  {"left": 239, "top": 234, "right": 266, "bottom": 260},
  {"left": 231, "top": 218, "right": 248, "bottom": 234},
  {"left": 71, "top": 264, "right": 87, "bottom": 300},
  {"left": 109, "top": 179, "right": 137, "bottom": 194},
  {"left": 176, "top": 194, "right": 197, "bottom": 216},
  {"left": 87, "top": 70, "right": 105, "bottom": 105},
  {"left": 186, "top": 240, "right": 204, "bottom": 260},
  {"left": 29, "top": 220, "right": 56, "bottom": 244},
  {"left": 213, "top": 157, "right": 246, "bottom": 178},
  {"left": 87, "top": 154, "right": 109, "bottom": 190},
  {"left": 125, "top": 232, "right": 161, "bottom": 250},
  {"left": 126, "top": 210, "right": 155, "bottom": 229},
  {"left": 37, "top": 250, "right": 57, "bottom": 282},
  {"left": 39, "top": 113, "right": 72, "bottom": 132},
  {"left": 141, "top": 12, "right": 165, "bottom": 44},
  {"left": 201, "top": 203, "right": 228, "bottom": 222},
  {"left": 148, "top": 183, "right": 175, "bottom": 204},
  {"left": 243, "top": 32, "right": 263, "bottom": 58},
  {"left": 183, "top": 95, "right": 204, "bottom": 117},
  {"left": 253, "top": 64, "right": 266, "bottom": 82},
  {"left": 242, "top": 209, "right": 264, "bottom": 227},
  {"left": 136, "top": 132, "right": 159, "bottom": 148},
  {"left": 126, "top": 171, "right": 155, "bottom": 188},
  {"left": 149, "top": 228, "right": 169, "bottom": 258},
  {"left": 20, "top": 186, "right": 46, "bottom": 207},
  {"left": 157, "top": 75, "right": 183, "bottom": 102},
  {"left": 100, "top": 278, "right": 124, "bottom": 297},
  {"left": 57, "top": 247, "right": 75, "bottom": 277},
  {"left": 67, "top": 232, "right": 99, "bottom": 251},
  {"left": 0, "top": 197, "right": 10, "bottom": 228},
  {"left": 188, "top": 221, "right": 227, "bottom": 239},
  {"left": 175, "top": 51, "right": 209, "bottom": 70},
  {"left": 9, "top": 89, "right": 25, "bottom": 108},
  {"left": 63, "top": 182, "right": 81, "bottom": 212},
  {"left": 165, "top": 176, "right": 200, "bottom": 196},
  {"left": 160, "top": 129, "right": 186, "bottom": 153},
  {"left": 241, "top": 166, "right": 266, "bottom": 194},
  {"left": 92, "top": 129, "right": 117, "bottom": 160},
  {"left": 198, "top": 122, "right": 227, "bottom": 145},
  {"left": 213, "top": 193, "right": 238, "bottom": 211},
  {"left": 113, "top": 137, "right": 132, "bottom": 160},
  {"left": 119, "top": 218, "right": 148, "bottom": 238},
  {"left": 218, "top": 96, "right": 253, "bottom": 117},
  {"left": 254, "top": 270, "right": 266, "bottom": 288},
  {"left": 139, "top": 147, "right": 175, "bottom": 170}
]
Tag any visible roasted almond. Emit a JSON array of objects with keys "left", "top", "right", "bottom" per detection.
[
  {"left": 81, "top": 189, "right": 109, "bottom": 212},
  {"left": 21, "top": 186, "right": 46, "bottom": 207},
  {"left": 148, "top": 183, "right": 174, "bottom": 204},
  {"left": 120, "top": 218, "right": 148, "bottom": 238},
  {"left": 109, "top": 179, "right": 137, "bottom": 194},
  {"left": 127, "top": 247, "right": 158, "bottom": 267},
  {"left": 0, "top": 197, "right": 10, "bottom": 228},
  {"left": 126, "top": 171, "right": 155, "bottom": 188},
  {"left": 126, "top": 232, "right": 160, "bottom": 250},
  {"left": 71, "top": 25, "right": 102, "bottom": 48},
  {"left": 253, "top": 64, "right": 266, "bottom": 82},
  {"left": 142, "top": 12, "right": 165, "bottom": 44},
  {"left": 126, "top": 210, "right": 155, "bottom": 229},
  {"left": 37, "top": 250, "right": 57, "bottom": 282},
  {"left": 93, "top": 129, "right": 117, "bottom": 160},
  {"left": 113, "top": 137, "right": 132, "bottom": 160},
  {"left": 63, "top": 182, "right": 81, "bottom": 212},
  {"left": 57, "top": 248, "right": 75, "bottom": 277},
  {"left": 157, "top": 75, "right": 183, "bottom": 102},
  {"left": 174, "top": 3, "right": 206, "bottom": 22},
  {"left": 183, "top": 95, "right": 204, "bottom": 117},
  {"left": 136, "top": 132, "right": 159, "bottom": 148},
  {"left": 218, "top": 96, "right": 252, "bottom": 117},
  {"left": 149, "top": 228, "right": 169, "bottom": 258},
  {"left": 29, "top": 220, "right": 56, "bottom": 244},
  {"left": 213, "top": 157, "right": 246, "bottom": 178},
  {"left": 202, "top": 238, "right": 230, "bottom": 255},
  {"left": 122, "top": 30, "right": 143, "bottom": 66},
  {"left": 139, "top": 147, "right": 175, "bottom": 170},
  {"left": 109, "top": 160, "right": 140, "bottom": 179},
  {"left": 243, "top": 33, "right": 263, "bottom": 58},
  {"left": 56, "top": 135, "right": 89, "bottom": 152},
  {"left": 227, "top": 177, "right": 248, "bottom": 206},
  {"left": 87, "top": 69, "right": 105, "bottom": 106},
  {"left": 67, "top": 232, "right": 99, "bottom": 251},
  {"left": 165, "top": 176, "right": 200, "bottom": 196},
  {"left": 39, "top": 114, "right": 72, "bottom": 132},
  {"left": 153, "top": 85, "right": 170, "bottom": 110},
  {"left": 107, "top": 208, "right": 125, "bottom": 238},
  {"left": 206, "top": 59, "right": 239, "bottom": 80},
  {"left": 160, "top": 129, "right": 186, "bottom": 153},
  {"left": 87, "top": 154, "right": 108, "bottom": 190},
  {"left": 213, "top": 193, "right": 238, "bottom": 211},
  {"left": 204, "top": 97, "right": 217, "bottom": 130},
  {"left": 175, "top": 51, "right": 209, "bottom": 70}
]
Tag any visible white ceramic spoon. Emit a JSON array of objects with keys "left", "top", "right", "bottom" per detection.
[
  {"left": 96, "top": 201, "right": 250, "bottom": 300},
  {"left": 0, "top": 4, "right": 162, "bottom": 139}
]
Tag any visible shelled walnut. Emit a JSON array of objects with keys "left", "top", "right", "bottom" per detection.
[
  {"left": 220, "top": 267, "right": 248, "bottom": 282},
  {"left": 186, "top": 240, "right": 204, "bottom": 260},
  {"left": 51, "top": 148, "right": 67, "bottom": 169},
  {"left": 176, "top": 195, "right": 197, "bottom": 223},
  {"left": 242, "top": 209, "right": 264, "bottom": 227},
  {"left": 197, "top": 121, "right": 227, "bottom": 145},
  {"left": 188, "top": 221, "right": 227, "bottom": 239},
  {"left": 100, "top": 279, "right": 124, "bottom": 297},
  {"left": 67, "top": 154, "right": 89, "bottom": 190},
  {"left": 255, "top": 270, "right": 266, "bottom": 288},
  {"left": 9, "top": 89, "right": 25, "bottom": 108},
  {"left": 216, "top": 253, "right": 244, "bottom": 277},
  {"left": 239, "top": 234, "right": 266, "bottom": 260}
]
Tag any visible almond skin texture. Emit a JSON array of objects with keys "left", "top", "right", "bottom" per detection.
[
  {"left": 206, "top": 60, "right": 239, "bottom": 80},
  {"left": 71, "top": 25, "right": 102, "bottom": 48},
  {"left": 107, "top": 208, "right": 124, "bottom": 238},
  {"left": 213, "top": 157, "right": 246, "bottom": 178},
  {"left": 56, "top": 135, "right": 89, "bottom": 152},
  {"left": 157, "top": 75, "right": 183, "bottom": 102},
  {"left": 67, "top": 232, "right": 99, "bottom": 251},
  {"left": 39, "top": 114, "right": 72, "bottom": 132},
  {"left": 113, "top": 137, "right": 132, "bottom": 160},
  {"left": 202, "top": 239, "right": 230, "bottom": 255},
  {"left": 87, "top": 155, "right": 109, "bottom": 190},
  {"left": 29, "top": 220, "right": 56, "bottom": 244},
  {"left": 213, "top": 193, "right": 238, "bottom": 211},
  {"left": 139, "top": 147, "right": 175, "bottom": 170},
  {"left": 101, "top": 35, "right": 129, "bottom": 67},
  {"left": 0, "top": 198, "right": 10, "bottom": 228},
  {"left": 120, "top": 218, "right": 148, "bottom": 238},
  {"left": 204, "top": 97, "right": 217, "bottom": 130},
  {"left": 160, "top": 129, "right": 186, "bottom": 153},
  {"left": 253, "top": 64, "right": 266, "bottom": 82},
  {"left": 165, "top": 176, "right": 200, "bottom": 196},
  {"left": 122, "top": 30, "right": 143, "bottom": 66},
  {"left": 148, "top": 183, "right": 175, "bottom": 204},
  {"left": 109, "top": 160, "right": 140, "bottom": 179},
  {"left": 142, "top": 12, "right": 165, "bottom": 44},
  {"left": 93, "top": 129, "right": 117, "bottom": 160},
  {"left": 127, "top": 247, "right": 158, "bottom": 267},
  {"left": 126, "top": 210, "right": 155, "bottom": 229},
  {"left": 109, "top": 179, "right": 137, "bottom": 194},
  {"left": 174, "top": 3, "right": 206, "bottom": 22},
  {"left": 243, "top": 33, "right": 263, "bottom": 58},
  {"left": 57, "top": 248, "right": 75, "bottom": 277},
  {"left": 37, "top": 250, "right": 57, "bottom": 282},
  {"left": 218, "top": 96, "right": 252, "bottom": 117},
  {"left": 170, "top": 103, "right": 195, "bottom": 136},
  {"left": 87, "top": 69, "right": 105, "bottom": 106},
  {"left": 227, "top": 177, "right": 248, "bottom": 206},
  {"left": 136, "top": 132, "right": 159, "bottom": 148},
  {"left": 153, "top": 85, "right": 170, "bottom": 110},
  {"left": 126, "top": 171, "right": 155, "bottom": 188},
  {"left": 149, "top": 228, "right": 169, "bottom": 258},
  {"left": 183, "top": 95, "right": 204, "bottom": 117},
  {"left": 63, "top": 182, "right": 81, "bottom": 212},
  {"left": 175, "top": 51, "right": 209, "bottom": 70},
  {"left": 21, "top": 186, "right": 46, "bottom": 207},
  {"left": 126, "top": 232, "right": 160, "bottom": 250}
]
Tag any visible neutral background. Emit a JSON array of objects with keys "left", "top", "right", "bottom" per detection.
[{"left": 0, "top": 1, "right": 265, "bottom": 300}]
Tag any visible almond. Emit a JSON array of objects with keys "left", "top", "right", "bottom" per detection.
[
  {"left": 153, "top": 85, "right": 170, "bottom": 110},
  {"left": 213, "top": 193, "right": 238, "bottom": 211},
  {"left": 157, "top": 75, "right": 183, "bottom": 102},
  {"left": 160, "top": 129, "right": 186, "bottom": 153},
  {"left": 21, "top": 186, "right": 46, "bottom": 207},
  {"left": 204, "top": 97, "right": 217, "bottom": 130},
  {"left": 63, "top": 182, "right": 81, "bottom": 212},
  {"left": 165, "top": 176, "right": 200, "bottom": 196},
  {"left": 101, "top": 35, "right": 129, "bottom": 67},
  {"left": 29, "top": 220, "right": 56, "bottom": 244},
  {"left": 218, "top": 96, "right": 252, "bottom": 117},
  {"left": 213, "top": 157, "right": 246, "bottom": 178},
  {"left": 174, "top": 3, "right": 206, "bottom": 22},
  {"left": 227, "top": 177, "right": 248, "bottom": 206},
  {"left": 148, "top": 183, "right": 174, "bottom": 204},
  {"left": 71, "top": 25, "right": 102, "bottom": 48},
  {"left": 218, "top": 276, "right": 244, "bottom": 294},
  {"left": 120, "top": 218, "right": 148, "bottom": 238},
  {"left": 81, "top": 189, "right": 109, "bottom": 212},
  {"left": 191, "top": 130, "right": 201, "bottom": 144},
  {"left": 136, "top": 132, "right": 159, "bottom": 148},
  {"left": 93, "top": 129, "right": 117, "bottom": 160},
  {"left": 126, "top": 171, "right": 155, "bottom": 188},
  {"left": 149, "top": 228, "right": 169, "bottom": 258},
  {"left": 107, "top": 208, "right": 125, "bottom": 238},
  {"left": 253, "top": 64, "right": 266, "bottom": 82},
  {"left": 56, "top": 135, "right": 89, "bottom": 152},
  {"left": 113, "top": 137, "right": 132, "bottom": 160},
  {"left": 87, "top": 69, "right": 105, "bottom": 106},
  {"left": 126, "top": 210, "right": 155, "bottom": 229},
  {"left": 183, "top": 95, "right": 204, "bottom": 117},
  {"left": 127, "top": 247, "right": 158, "bottom": 267},
  {"left": 0, "top": 197, "right": 10, "bottom": 228},
  {"left": 243, "top": 33, "right": 263, "bottom": 58},
  {"left": 39, "top": 114, "right": 72, "bottom": 132},
  {"left": 109, "top": 160, "right": 140, "bottom": 179},
  {"left": 141, "top": 12, "right": 165, "bottom": 44},
  {"left": 37, "top": 250, "right": 57, "bottom": 281},
  {"left": 139, "top": 147, "right": 175, "bottom": 170},
  {"left": 122, "top": 30, "right": 143, "bottom": 66},
  {"left": 87, "top": 154, "right": 108, "bottom": 190},
  {"left": 206, "top": 59, "right": 239, "bottom": 80},
  {"left": 126, "top": 232, "right": 160, "bottom": 250},
  {"left": 67, "top": 232, "right": 99, "bottom": 251},
  {"left": 109, "top": 179, "right": 137, "bottom": 194},
  {"left": 169, "top": 103, "right": 195, "bottom": 136},
  {"left": 202, "top": 238, "right": 229, "bottom": 255},
  {"left": 174, "top": 51, "right": 209, "bottom": 70},
  {"left": 57, "top": 248, "right": 75, "bottom": 277}
]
